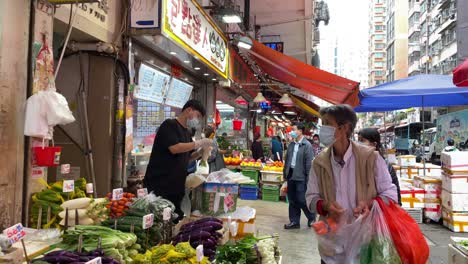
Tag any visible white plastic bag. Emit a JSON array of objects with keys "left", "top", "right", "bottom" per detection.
[
  {"left": 24, "top": 91, "right": 52, "bottom": 139},
  {"left": 181, "top": 189, "right": 192, "bottom": 218},
  {"left": 43, "top": 89, "right": 75, "bottom": 126}
]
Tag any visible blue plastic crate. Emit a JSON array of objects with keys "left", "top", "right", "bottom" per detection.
[{"left": 240, "top": 185, "right": 258, "bottom": 200}]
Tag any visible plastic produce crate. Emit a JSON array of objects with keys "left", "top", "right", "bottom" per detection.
[
  {"left": 240, "top": 185, "right": 258, "bottom": 200},
  {"left": 404, "top": 208, "right": 423, "bottom": 224},
  {"left": 241, "top": 169, "right": 259, "bottom": 183},
  {"left": 262, "top": 184, "right": 280, "bottom": 202}
]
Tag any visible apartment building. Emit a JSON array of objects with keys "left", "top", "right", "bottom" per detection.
[
  {"left": 368, "top": 0, "right": 388, "bottom": 87},
  {"left": 386, "top": 0, "right": 409, "bottom": 82},
  {"left": 408, "top": 0, "right": 422, "bottom": 76}
]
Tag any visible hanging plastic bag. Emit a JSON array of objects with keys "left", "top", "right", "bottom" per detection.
[
  {"left": 43, "top": 88, "right": 75, "bottom": 126},
  {"left": 359, "top": 200, "right": 401, "bottom": 264},
  {"left": 181, "top": 189, "right": 192, "bottom": 218},
  {"left": 376, "top": 197, "right": 429, "bottom": 264},
  {"left": 24, "top": 91, "right": 51, "bottom": 139}
]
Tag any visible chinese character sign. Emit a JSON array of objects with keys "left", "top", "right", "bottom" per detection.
[
  {"left": 3, "top": 223, "right": 26, "bottom": 244},
  {"left": 162, "top": 0, "right": 228, "bottom": 78}
]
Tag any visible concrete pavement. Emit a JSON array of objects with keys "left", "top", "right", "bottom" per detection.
[{"left": 239, "top": 199, "right": 468, "bottom": 264}]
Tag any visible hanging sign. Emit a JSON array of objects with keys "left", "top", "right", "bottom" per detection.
[
  {"left": 135, "top": 63, "right": 171, "bottom": 103},
  {"left": 165, "top": 78, "right": 193, "bottom": 108},
  {"left": 161, "top": 0, "right": 229, "bottom": 79}
]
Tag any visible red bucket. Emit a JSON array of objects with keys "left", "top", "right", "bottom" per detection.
[
  {"left": 33, "top": 145, "right": 62, "bottom": 167},
  {"left": 233, "top": 119, "right": 243, "bottom": 131}
]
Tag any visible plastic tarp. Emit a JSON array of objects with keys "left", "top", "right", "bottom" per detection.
[
  {"left": 453, "top": 59, "right": 468, "bottom": 87},
  {"left": 247, "top": 39, "right": 360, "bottom": 106},
  {"left": 355, "top": 74, "right": 468, "bottom": 112}
]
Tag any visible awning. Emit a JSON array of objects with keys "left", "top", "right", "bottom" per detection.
[
  {"left": 453, "top": 59, "right": 468, "bottom": 87},
  {"left": 290, "top": 95, "right": 321, "bottom": 117},
  {"left": 246, "top": 39, "right": 360, "bottom": 106}
]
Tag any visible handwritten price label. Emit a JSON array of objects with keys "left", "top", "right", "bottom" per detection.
[
  {"left": 163, "top": 207, "right": 172, "bottom": 221},
  {"left": 86, "top": 183, "right": 94, "bottom": 194},
  {"left": 224, "top": 193, "right": 235, "bottom": 211},
  {"left": 61, "top": 164, "right": 71, "bottom": 174},
  {"left": 63, "top": 180, "right": 75, "bottom": 193},
  {"left": 3, "top": 223, "right": 26, "bottom": 244},
  {"left": 137, "top": 188, "right": 148, "bottom": 198},
  {"left": 85, "top": 257, "right": 102, "bottom": 264},
  {"left": 196, "top": 245, "right": 204, "bottom": 262},
  {"left": 142, "top": 214, "right": 154, "bottom": 229},
  {"left": 112, "top": 188, "right": 124, "bottom": 200}
]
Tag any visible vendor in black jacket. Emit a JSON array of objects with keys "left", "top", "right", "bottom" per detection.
[{"left": 144, "top": 100, "right": 213, "bottom": 221}]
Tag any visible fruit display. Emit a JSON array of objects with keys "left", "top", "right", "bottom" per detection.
[
  {"left": 240, "top": 159, "right": 263, "bottom": 168},
  {"left": 263, "top": 161, "right": 284, "bottom": 172},
  {"left": 224, "top": 156, "right": 242, "bottom": 166}
]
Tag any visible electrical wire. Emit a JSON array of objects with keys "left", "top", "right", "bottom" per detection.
[{"left": 55, "top": 3, "right": 79, "bottom": 79}]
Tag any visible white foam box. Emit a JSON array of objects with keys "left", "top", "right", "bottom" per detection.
[
  {"left": 414, "top": 175, "right": 442, "bottom": 199},
  {"left": 415, "top": 163, "right": 442, "bottom": 177},
  {"left": 443, "top": 208, "right": 468, "bottom": 233},
  {"left": 442, "top": 190, "right": 468, "bottom": 212},
  {"left": 398, "top": 155, "right": 417, "bottom": 167},
  {"left": 442, "top": 171, "right": 468, "bottom": 194},
  {"left": 424, "top": 198, "right": 442, "bottom": 222},
  {"left": 442, "top": 151, "right": 468, "bottom": 171},
  {"left": 393, "top": 165, "right": 419, "bottom": 179},
  {"left": 400, "top": 186, "right": 425, "bottom": 200},
  {"left": 402, "top": 197, "right": 425, "bottom": 209},
  {"left": 448, "top": 244, "right": 468, "bottom": 263}
]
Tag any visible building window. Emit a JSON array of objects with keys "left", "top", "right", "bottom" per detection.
[
  {"left": 375, "top": 25, "right": 385, "bottom": 31},
  {"left": 386, "top": 43, "right": 395, "bottom": 70},
  {"left": 374, "top": 16, "right": 385, "bottom": 22},
  {"left": 375, "top": 7, "right": 385, "bottom": 13},
  {"left": 376, "top": 80, "right": 385, "bottom": 85},
  {"left": 420, "top": 0, "right": 427, "bottom": 14},
  {"left": 375, "top": 61, "right": 385, "bottom": 67},
  {"left": 441, "top": 28, "right": 456, "bottom": 46},
  {"left": 374, "top": 52, "right": 385, "bottom": 58},
  {"left": 375, "top": 34, "right": 385, "bottom": 40},
  {"left": 375, "top": 70, "right": 385, "bottom": 76},
  {"left": 375, "top": 43, "right": 386, "bottom": 49},
  {"left": 387, "top": 14, "right": 395, "bottom": 42}
]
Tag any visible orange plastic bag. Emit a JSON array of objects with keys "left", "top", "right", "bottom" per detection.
[{"left": 376, "top": 197, "right": 429, "bottom": 264}]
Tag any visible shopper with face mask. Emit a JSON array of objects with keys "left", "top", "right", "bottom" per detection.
[
  {"left": 283, "top": 123, "right": 316, "bottom": 229},
  {"left": 306, "top": 105, "right": 397, "bottom": 264},
  {"left": 144, "top": 100, "right": 212, "bottom": 222},
  {"left": 358, "top": 128, "right": 402, "bottom": 205},
  {"left": 311, "top": 134, "right": 323, "bottom": 157}
]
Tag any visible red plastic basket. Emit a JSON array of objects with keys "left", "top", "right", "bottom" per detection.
[
  {"left": 233, "top": 119, "right": 243, "bottom": 131},
  {"left": 33, "top": 145, "right": 62, "bottom": 167}
]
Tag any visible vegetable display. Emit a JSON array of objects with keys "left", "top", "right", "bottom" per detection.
[
  {"left": 130, "top": 193, "right": 178, "bottom": 221},
  {"left": 32, "top": 249, "right": 119, "bottom": 264},
  {"left": 105, "top": 192, "right": 135, "bottom": 218},
  {"left": 101, "top": 207, "right": 163, "bottom": 251},
  {"left": 31, "top": 178, "right": 88, "bottom": 229},
  {"left": 215, "top": 235, "right": 280, "bottom": 264},
  {"left": 172, "top": 217, "right": 224, "bottom": 261},
  {"left": 132, "top": 242, "right": 210, "bottom": 264},
  {"left": 58, "top": 225, "right": 139, "bottom": 263}
]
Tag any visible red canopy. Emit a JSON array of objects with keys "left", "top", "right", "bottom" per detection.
[
  {"left": 247, "top": 39, "right": 360, "bottom": 106},
  {"left": 453, "top": 59, "right": 468, "bottom": 87}
]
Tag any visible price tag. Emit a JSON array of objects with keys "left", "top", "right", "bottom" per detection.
[
  {"left": 3, "top": 223, "right": 26, "bottom": 244},
  {"left": 86, "top": 183, "right": 94, "bottom": 194},
  {"left": 112, "top": 188, "right": 124, "bottom": 200},
  {"left": 63, "top": 180, "right": 75, "bottom": 193},
  {"left": 163, "top": 207, "right": 172, "bottom": 221},
  {"left": 137, "top": 188, "right": 148, "bottom": 198},
  {"left": 85, "top": 257, "right": 102, "bottom": 264},
  {"left": 196, "top": 245, "right": 204, "bottom": 262},
  {"left": 224, "top": 193, "right": 235, "bottom": 211},
  {"left": 61, "top": 164, "right": 71, "bottom": 174},
  {"left": 142, "top": 214, "right": 154, "bottom": 229}
]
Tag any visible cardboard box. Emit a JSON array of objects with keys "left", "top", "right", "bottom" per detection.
[
  {"left": 398, "top": 155, "right": 417, "bottom": 167},
  {"left": 442, "top": 152, "right": 468, "bottom": 171},
  {"left": 414, "top": 175, "right": 442, "bottom": 199},
  {"left": 448, "top": 244, "right": 468, "bottom": 263},
  {"left": 199, "top": 183, "right": 239, "bottom": 216},
  {"left": 442, "top": 171, "right": 468, "bottom": 194},
  {"left": 443, "top": 208, "right": 468, "bottom": 233},
  {"left": 442, "top": 190, "right": 468, "bottom": 212}
]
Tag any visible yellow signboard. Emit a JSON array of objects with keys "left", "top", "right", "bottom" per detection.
[{"left": 161, "top": 0, "right": 229, "bottom": 79}]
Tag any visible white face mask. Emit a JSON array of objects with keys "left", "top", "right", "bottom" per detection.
[
  {"left": 319, "top": 125, "right": 336, "bottom": 147},
  {"left": 187, "top": 118, "right": 200, "bottom": 129}
]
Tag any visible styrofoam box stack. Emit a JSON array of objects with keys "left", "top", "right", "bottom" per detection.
[
  {"left": 441, "top": 151, "right": 468, "bottom": 232},
  {"left": 400, "top": 186, "right": 425, "bottom": 209},
  {"left": 394, "top": 165, "right": 419, "bottom": 179},
  {"left": 398, "top": 155, "right": 417, "bottom": 167},
  {"left": 413, "top": 175, "right": 442, "bottom": 222}
]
